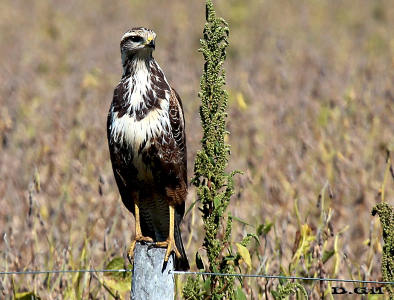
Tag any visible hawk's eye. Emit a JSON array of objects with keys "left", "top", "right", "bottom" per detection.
[{"left": 129, "top": 36, "right": 143, "bottom": 43}]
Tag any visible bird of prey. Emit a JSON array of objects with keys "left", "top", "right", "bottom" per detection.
[{"left": 107, "top": 27, "right": 189, "bottom": 271}]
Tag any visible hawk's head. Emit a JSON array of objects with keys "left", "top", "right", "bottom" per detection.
[{"left": 120, "top": 27, "right": 156, "bottom": 64}]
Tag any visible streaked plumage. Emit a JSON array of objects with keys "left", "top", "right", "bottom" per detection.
[{"left": 107, "top": 27, "right": 189, "bottom": 270}]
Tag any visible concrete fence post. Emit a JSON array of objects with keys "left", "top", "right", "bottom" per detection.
[{"left": 131, "top": 243, "right": 175, "bottom": 300}]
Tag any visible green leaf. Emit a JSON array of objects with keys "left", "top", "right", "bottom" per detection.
[
  {"left": 236, "top": 286, "right": 247, "bottom": 300},
  {"left": 224, "top": 254, "right": 237, "bottom": 261},
  {"left": 15, "top": 292, "right": 41, "bottom": 300},
  {"left": 217, "top": 207, "right": 223, "bottom": 217},
  {"left": 322, "top": 249, "right": 335, "bottom": 264},
  {"left": 196, "top": 252, "right": 204, "bottom": 270},
  {"left": 208, "top": 156, "right": 216, "bottom": 165},
  {"left": 185, "top": 198, "right": 200, "bottom": 216},
  {"left": 271, "top": 290, "right": 280, "bottom": 300},
  {"left": 231, "top": 215, "right": 252, "bottom": 227},
  {"left": 257, "top": 219, "right": 273, "bottom": 235},
  {"left": 105, "top": 257, "right": 130, "bottom": 273},
  {"left": 236, "top": 243, "right": 252, "bottom": 270},
  {"left": 103, "top": 257, "right": 132, "bottom": 295},
  {"left": 214, "top": 195, "right": 221, "bottom": 208},
  {"left": 279, "top": 272, "right": 288, "bottom": 286},
  {"left": 203, "top": 276, "right": 211, "bottom": 293}
]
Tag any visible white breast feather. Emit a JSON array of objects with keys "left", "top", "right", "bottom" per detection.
[
  {"left": 110, "top": 59, "right": 171, "bottom": 179},
  {"left": 124, "top": 65, "right": 149, "bottom": 115}
]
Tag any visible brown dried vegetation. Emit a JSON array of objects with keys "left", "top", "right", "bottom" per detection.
[{"left": 0, "top": 0, "right": 393, "bottom": 299}]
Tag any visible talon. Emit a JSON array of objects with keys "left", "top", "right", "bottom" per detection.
[
  {"left": 127, "top": 240, "right": 137, "bottom": 263},
  {"left": 127, "top": 235, "right": 154, "bottom": 263},
  {"left": 155, "top": 238, "right": 181, "bottom": 262}
]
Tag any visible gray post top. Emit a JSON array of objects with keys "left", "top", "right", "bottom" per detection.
[{"left": 131, "top": 243, "right": 175, "bottom": 300}]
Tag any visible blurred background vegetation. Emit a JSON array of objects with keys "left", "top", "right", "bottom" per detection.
[{"left": 0, "top": 0, "right": 393, "bottom": 299}]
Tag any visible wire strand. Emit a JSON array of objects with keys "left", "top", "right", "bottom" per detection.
[
  {"left": 0, "top": 269, "right": 132, "bottom": 275},
  {"left": 171, "top": 271, "right": 394, "bottom": 285},
  {"left": 1, "top": 269, "right": 394, "bottom": 285}
]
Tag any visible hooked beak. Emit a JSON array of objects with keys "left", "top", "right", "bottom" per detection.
[
  {"left": 148, "top": 39, "right": 155, "bottom": 50},
  {"left": 146, "top": 36, "right": 155, "bottom": 50}
]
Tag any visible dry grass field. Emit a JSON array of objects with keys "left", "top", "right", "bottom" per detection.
[{"left": 1, "top": 0, "right": 393, "bottom": 299}]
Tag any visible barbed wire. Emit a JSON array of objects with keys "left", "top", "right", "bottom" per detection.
[{"left": 1, "top": 269, "right": 393, "bottom": 285}]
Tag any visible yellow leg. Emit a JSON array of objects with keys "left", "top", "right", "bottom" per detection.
[
  {"left": 127, "top": 198, "right": 153, "bottom": 262},
  {"left": 154, "top": 205, "right": 181, "bottom": 262}
]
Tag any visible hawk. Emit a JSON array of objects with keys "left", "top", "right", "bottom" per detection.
[{"left": 107, "top": 27, "right": 189, "bottom": 271}]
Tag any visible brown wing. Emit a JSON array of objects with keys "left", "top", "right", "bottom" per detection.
[
  {"left": 107, "top": 80, "right": 156, "bottom": 237},
  {"left": 142, "top": 87, "right": 187, "bottom": 207},
  {"left": 107, "top": 80, "right": 135, "bottom": 211},
  {"left": 165, "top": 88, "right": 188, "bottom": 207},
  {"left": 167, "top": 87, "right": 189, "bottom": 271}
]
